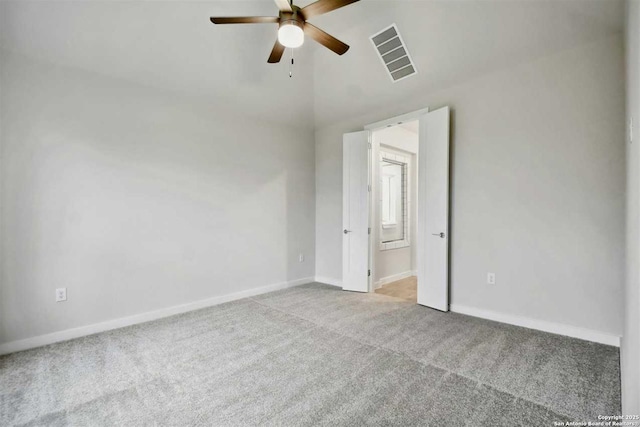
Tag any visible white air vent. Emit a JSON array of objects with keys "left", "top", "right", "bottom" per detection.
[{"left": 370, "top": 24, "right": 417, "bottom": 83}]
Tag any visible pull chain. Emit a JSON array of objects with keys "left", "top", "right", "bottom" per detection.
[{"left": 289, "top": 49, "right": 294, "bottom": 78}]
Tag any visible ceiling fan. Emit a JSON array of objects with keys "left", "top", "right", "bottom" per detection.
[{"left": 210, "top": 0, "right": 360, "bottom": 63}]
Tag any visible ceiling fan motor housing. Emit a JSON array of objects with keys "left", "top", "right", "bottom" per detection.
[{"left": 279, "top": 7, "right": 305, "bottom": 31}]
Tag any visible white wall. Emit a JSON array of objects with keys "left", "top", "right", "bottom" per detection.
[
  {"left": 315, "top": 35, "right": 625, "bottom": 337},
  {"left": 0, "top": 51, "right": 316, "bottom": 345},
  {"left": 372, "top": 126, "right": 418, "bottom": 284},
  {"left": 623, "top": 0, "right": 640, "bottom": 415},
  {"left": 0, "top": 50, "right": 3, "bottom": 330}
]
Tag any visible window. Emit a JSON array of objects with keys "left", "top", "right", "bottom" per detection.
[{"left": 379, "top": 151, "right": 410, "bottom": 250}]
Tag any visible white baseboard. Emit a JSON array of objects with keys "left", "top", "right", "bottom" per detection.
[
  {"left": 0, "top": 276, "right": 314, "bottom": 356},
  {"left": 450, "top": 304, "right": 620, "bottom": 347},
  {"left": 375, "top": 270, "right": 416, "bottom": 288},
  {"left": 314, "top": 276, "right": 342, "bottom": 288}
]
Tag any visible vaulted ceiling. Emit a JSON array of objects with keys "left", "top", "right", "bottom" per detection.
[
  {"left": 0, "top": 0, "right": 625, "bottom": 129},
  {"left": 0, "top": 1, "right": 317, "bottom": 128},
  {"left": 311, "top": 0, "right": 624, "bottom": 126}
]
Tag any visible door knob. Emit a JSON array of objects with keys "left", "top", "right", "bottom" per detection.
[
  {"left": 344, "top": 229, "right": 352, "bottom": 234},
  {"left": 431, "top": 232, "right": 445, "bottom": 238}
]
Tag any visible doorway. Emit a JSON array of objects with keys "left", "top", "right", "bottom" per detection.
[
  {"left": 372, "top": 121, "right": 419, "bottom": 302},
  {"left": 341, "top": 107, "right": 451, "bottom": 312}
]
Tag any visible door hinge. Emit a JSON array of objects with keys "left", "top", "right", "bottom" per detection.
[
  {"left": 368, "top": 184, "right": 371, "bottom": 192},
  {"left": 368, "top": 142, "right": 372, "bottom": 149},
  {"left": 368, "top": 227, "right": 371, "bottom": 235},
  {"left": 368, "top": 270, "right": 371, "bottom": 277}
]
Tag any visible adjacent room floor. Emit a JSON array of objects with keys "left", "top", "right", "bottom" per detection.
[
  {"left": 375, "top": 276, "right": 417, "bottom": 302},
  {"left": 0, "top": 283, "right": 620, "bottom": 426}
]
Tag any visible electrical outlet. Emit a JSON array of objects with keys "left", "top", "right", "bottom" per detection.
[
  {"left": 487, "top": 273, "right": 496, "bottom": 285},
  {"left": 298, "top": 253, "right": 305, "bottom": 263},
  {"left": 56, "top": 288, "right": 67, "bottom": 302}
]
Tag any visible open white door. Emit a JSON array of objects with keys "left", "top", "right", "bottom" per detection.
[
  {"left": 417, "top": 107, "right": 450, "bottom": 311},
  {"left": 343, "top": 131, "right": 370, "bottom": 293}
]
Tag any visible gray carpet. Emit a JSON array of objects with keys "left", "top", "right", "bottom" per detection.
[{"left": 0, "top": 283, "right": 621, "bottom": 426}]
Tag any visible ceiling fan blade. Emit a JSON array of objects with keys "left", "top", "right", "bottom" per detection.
[
  {"left": 301, "top": 0, "right": 359, "bottom": 20},
  {"left": 210, "top": 16, "right": 279, "bottom": 24},
  {"left": 304, "top": 23, "right": 349, "bottom": 55},
  {"left": 268, "top": 40, "right": 286, "bottom": 63},
  {"left": 274, "top": 0, "right": 293, "bottom": 13}
]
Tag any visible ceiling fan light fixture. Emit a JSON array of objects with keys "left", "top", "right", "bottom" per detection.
[
  {"left": 278, "top": 21, "right": 304, "bottom": 48},
  {"left": 210, "top": 0, "right": 360, "bottom": 63}
]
